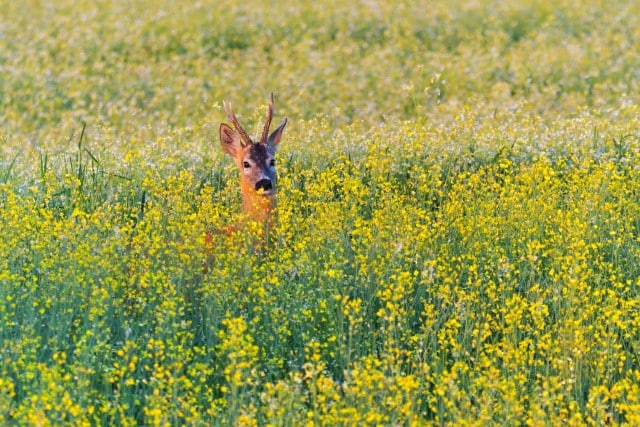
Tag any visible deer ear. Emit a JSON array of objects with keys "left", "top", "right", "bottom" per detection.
[
  {"left": 220, "top": 123, "right": 242, "bottom": 157},
  {"left": 267, "top": 118, "right": 287, "bottom": 151}
]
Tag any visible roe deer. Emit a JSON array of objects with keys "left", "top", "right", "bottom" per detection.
[
  {"left": 204, "top": 94, "right": 287, "bottom": 258},
  {"left": 219, "top": 93, "right": 287, "bottom": 228}
]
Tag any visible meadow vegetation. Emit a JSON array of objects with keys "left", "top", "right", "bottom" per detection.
[{"left": 1, "top": 0, "right": 640, "bottom": 425}]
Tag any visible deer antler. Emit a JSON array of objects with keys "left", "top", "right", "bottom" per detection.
[
  {"left": 259, "top": 93, "right": 275, "bottom": 145},
  {"left": 223, "top": 101, "right": 253, "bottom": 147}
]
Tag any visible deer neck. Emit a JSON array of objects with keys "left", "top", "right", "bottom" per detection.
[{"left": 241, "top": 179, "right": 276, "bottom": 224}]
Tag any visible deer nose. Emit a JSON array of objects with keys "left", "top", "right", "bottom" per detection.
[{"left": 255, "top": 179, "right": 273, "bottom": 192}]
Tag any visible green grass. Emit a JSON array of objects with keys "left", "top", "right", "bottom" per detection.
[{"left": 1, "top": 0, "right": 640, "bottom": 425}]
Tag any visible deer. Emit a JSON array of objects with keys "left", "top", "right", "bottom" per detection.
[{"left": 204, "top": 94, "right": 287, "bottom": 257}]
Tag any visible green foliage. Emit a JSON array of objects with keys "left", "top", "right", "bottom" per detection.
[{"left": 1, "top": 0, "right": 640, "bottom": 425}]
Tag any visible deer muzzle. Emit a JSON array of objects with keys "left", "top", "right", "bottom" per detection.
[{"left": 255, "top": 178, "right": 273, "bottom": 194}]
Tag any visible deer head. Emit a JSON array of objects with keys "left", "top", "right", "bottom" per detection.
[{"left": 219, "top": 94, "right": 287, "bottom": 223}]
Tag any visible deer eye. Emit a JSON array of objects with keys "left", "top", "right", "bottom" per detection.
[
  {"left": 243, "top": 161, "right": 251, "bottom": 168},
  {"left": 269, "top": 159, "right": 275, "bottom": 167}
]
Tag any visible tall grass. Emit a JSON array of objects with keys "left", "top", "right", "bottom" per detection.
[{"left": 1, "top": 0, "right": 639, "bottom": 425}]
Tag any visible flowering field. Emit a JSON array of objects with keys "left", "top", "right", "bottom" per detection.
[{"left": 1, "top": 0, "right": 640, "bottom": 425}]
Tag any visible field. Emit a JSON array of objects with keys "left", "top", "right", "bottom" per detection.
[{"left": 1, "top": 0, "right": 640, "bottom": 425}]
